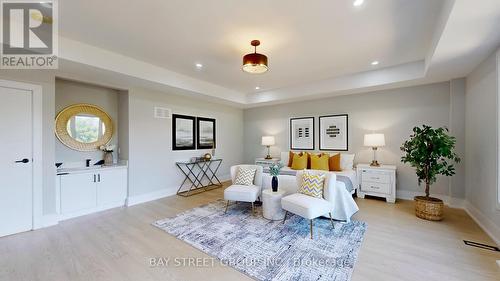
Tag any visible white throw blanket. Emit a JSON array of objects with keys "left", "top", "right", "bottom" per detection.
[{"left": 262, "top": 173, "right": 359, "bottom": 222}]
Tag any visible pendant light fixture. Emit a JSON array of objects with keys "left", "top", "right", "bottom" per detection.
[{"left": 242, "top": 40, "right": 268, "bottom": 74}]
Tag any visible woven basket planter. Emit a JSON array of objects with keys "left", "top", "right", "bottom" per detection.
[{"left": 414, "top": 196, "right": 443, "bottom": 221}]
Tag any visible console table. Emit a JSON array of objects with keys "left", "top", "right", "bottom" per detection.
[{"left": 176, "top": 159, "right": 223, "bottom": 197}]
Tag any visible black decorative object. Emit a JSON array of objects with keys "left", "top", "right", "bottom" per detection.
[
  {"left": 173, "top": 114, "right": 196, "bottom": 150},
  {"left": 271, "top": 176, "right": 279, "bottom": 192},
  {"left": 290, "top": 117, "right": 315, "bottom": 150},
  {"left": 319, "top": 114, "right": 348, "bottom": 151},
  {"left": 197, "top": 117, "right": 216, "bottom": 149}
]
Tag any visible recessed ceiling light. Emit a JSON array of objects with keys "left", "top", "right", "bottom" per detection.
[
  {"left": 371, "top": 61, "right": 379, "bottom": 65},
  {"left": 353, "top": 0, "right": 364, "bottom": 7},
  {"left": 255, "top": 86, "right": 260, "bottom": 90},
  {"left": 195, "top": 63, "right": 203, "bottom": 69}
]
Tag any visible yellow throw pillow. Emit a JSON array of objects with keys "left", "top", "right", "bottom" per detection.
[
  {"left": 291, "top": 153, "right": 308, "bottom": 170},
  {"left": 329, "top": 153, "right": 342, "bottom": 171},
  {"left": 310, "top": 153, "right": 329, "bottom": 171},
  {"left": 298, "top": 172, "right": 326, "bottom": 198}
]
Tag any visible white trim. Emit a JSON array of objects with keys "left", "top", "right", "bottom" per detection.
[
  {"left": 396, "top": 190, "right": 465, "bottom": 209},
  {"left": 396, "top": 190, "right": 500, "bottom": 245},
  {"left": 0, "top": 79, "right": 43, "bottom": 231},
  {"left": 126, "top": 188, "right": 177, "bottom": 207},
  {"left": 463, "top": 201, "right": 500, "bottom": 246},
  {"left": 496, "top": 48, "right": 500, "bottom": 210},
  {"left": 59, "top": 201, "right": 125, "bottom": 221},
  {"left": 126, "top": 174, "right": 231, "bottom": 207},
  {"left": 41, "top": 214, "right": 60, "bottom": 228}
]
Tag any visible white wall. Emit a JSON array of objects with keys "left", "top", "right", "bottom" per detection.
[
  {"left": 465, "top": 49, "right": 500, "bottom": 244},
  {"left": 55, "top": 79, "right": 119, "bottom": 165},
  {"left": 0, "top": 71, "right": 56, "bottom": 216},
  {"left": 244, "top": 82, "right": 466, "bottom": 200},
  {"left": 449, "top": 78, "right": 466, "bottom": 200},
  {"left": 127, "top": 87, "right": 244, "bottom": 200},
  {"left": 117, "top": 90, "right": 129, "bottom": 160}
]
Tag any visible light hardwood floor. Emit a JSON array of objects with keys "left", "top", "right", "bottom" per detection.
[{"left": 1, "top": 183, "right": 498, "bottom": 281}]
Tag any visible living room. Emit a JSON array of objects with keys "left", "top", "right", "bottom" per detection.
[{"left": 0, "top": 1, "right": 499, "bottom": 280}]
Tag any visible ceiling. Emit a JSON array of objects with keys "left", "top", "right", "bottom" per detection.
[{"left": 55, "top": 0, "right": 500, "bottom": 107}]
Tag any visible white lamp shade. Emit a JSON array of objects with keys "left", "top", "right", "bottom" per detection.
[
  {"left": 364, "top": 133, "right": 385, "bottom": 147},
  {"left": 261, "top": 136, "right": 275, "bottom": 146}
]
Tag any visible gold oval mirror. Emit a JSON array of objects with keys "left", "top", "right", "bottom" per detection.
[{"left": 55, "top": 104, "right": 113, "bottom": 151}]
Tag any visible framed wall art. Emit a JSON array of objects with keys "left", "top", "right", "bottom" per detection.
[
  {"left": 319, "top": 114, "right": 348, "bottom": 151},
  {"left": 172, "top": 114, "right": 196, "bottom": 150},
  {"left": 290, "top": 117, "right": 315, "bottom": 150},
  {"left": 197, "top": 117, "right": 216, "bottom": 149}
]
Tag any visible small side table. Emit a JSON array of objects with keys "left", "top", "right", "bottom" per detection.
[{"left": 262, "top": 189, "right": 286, "bottom": 220}]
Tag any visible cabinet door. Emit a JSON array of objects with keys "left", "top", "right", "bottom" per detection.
[
  {"left": 97, "top": 169, "right": 127, "bottom": 206},
  {"left": 60, "top": 173, "right": 97, "bottom": 214}
]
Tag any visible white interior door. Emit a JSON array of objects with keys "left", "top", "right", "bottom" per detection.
[{"left": 0, "top": 86, "right": 33, "bottom": 237}]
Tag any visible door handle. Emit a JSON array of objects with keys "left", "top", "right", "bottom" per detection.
[
  {"left": 98, "top": 174, "right": 100, "bottom": 182},
  {"left": 94, "top": 174, "right": 96, "bottom": 182},
  {"left": 15, "top": 158, "right": 30, "bottom": 163}
]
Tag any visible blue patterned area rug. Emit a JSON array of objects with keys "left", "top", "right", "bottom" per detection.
[{"left": 153, "top": 200, "right": 367, "bottom": 281}]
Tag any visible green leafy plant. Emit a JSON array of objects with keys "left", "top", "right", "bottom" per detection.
[
  {"left": 400, "top": 125, "right": 460, "bottom": 197},
  {"left": 269, "top": 163, "right": 284, "bottom": 176}
]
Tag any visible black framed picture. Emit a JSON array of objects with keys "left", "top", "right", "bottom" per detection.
[
  {"left": 197, "top": 117, "right": 216, "bottom": 149},
  {"left": 172, "top": 114, "right": 196, "bottom": 150},
  {"left": 290, "top": 117, "right": 315, "bottom": 150},
  {"left": 319, "top": 114, "right": 348, "bottom": 151}
]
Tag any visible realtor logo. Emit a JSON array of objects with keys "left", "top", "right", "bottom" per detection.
[{"left": 1, "top": 0, "right": 58, "bottom": 69}]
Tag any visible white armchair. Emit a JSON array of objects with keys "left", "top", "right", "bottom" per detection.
[
  {"left": 224, "top": 165, "right": 263, "bottom": 214},
  {"left": 281, "top": 170, "right": 336, "bottom": 239}
]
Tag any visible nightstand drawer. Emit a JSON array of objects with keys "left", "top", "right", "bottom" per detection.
[
  {"left": 361, "top": 170, "right": 391, "bottom": 184},
  {"left": 255, "top": 158, "right": 281, "bottom": 167},
  {"left": 361, "top": 182, "right": 391, "bottom": 194}
]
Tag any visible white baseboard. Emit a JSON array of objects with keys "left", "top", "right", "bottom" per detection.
[
  {"left": 463, "top": 201, "right": 500, "bottom": 246},
  {"left": 396, "top": 190, "right": 465, "bottom": 208},
  {"left": 219, "top": 174, "right": 231, "bottom": 182},
  {"left": 59, "top": 201, "right": 126, "bottom": 221},
  {"left": 126, "top": 175, "right": 230, "bottom": 207},
  {"left": 37, "top": 213, "right": 60, "bottom": 229},
  {"left": 396, "top": 190, "right": 500, "bottom": 246},
  {"left": 127, "top": 188, "right": 177, "bottom": 206}
]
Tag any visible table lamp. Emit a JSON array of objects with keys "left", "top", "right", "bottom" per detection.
[
  {"left": 364, "top": 133, "right": 385, "bottom": 166},
  {"left": 261, "top": 136, "right": 275, "bottom": 160}
]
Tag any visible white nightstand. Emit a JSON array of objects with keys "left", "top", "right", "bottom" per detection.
[
  {"left": 255, "top": 158, "right": 281, "bottom": 167},
  {"left": 356, "top": 164, "right": 397, "bottom": 203}
]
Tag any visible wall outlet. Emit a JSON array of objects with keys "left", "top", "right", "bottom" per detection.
[{"left": 496, "top": 260, "right": 500, "bottom": 268}]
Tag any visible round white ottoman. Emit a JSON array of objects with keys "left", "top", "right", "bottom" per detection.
[{"left": 262, "top": 189, "right": 286, "bottom": 221}]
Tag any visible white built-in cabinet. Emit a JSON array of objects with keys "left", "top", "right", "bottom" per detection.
[{"left": 57, "top": 165, "right": 128, "bottom": 220}]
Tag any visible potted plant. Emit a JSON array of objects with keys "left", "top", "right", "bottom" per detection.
[
  {"left": 400, "top": 125, "right": 460, "bottom": 221},
  {"left": 269, "top": 163, "right": 284, "bottom": 192}
]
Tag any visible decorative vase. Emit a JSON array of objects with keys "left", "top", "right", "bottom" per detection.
[
  {"left": 204, "top": 153, "right": 212, "bottom": 161},
  {"left": 104, "top": 151, "right": 113, "bottom": 166},
  {"left": 414, "top": 196, "right": 444, "bottom": 221},
  {"left": 271, "top": 176, "right": 278, "bottom": 192}
]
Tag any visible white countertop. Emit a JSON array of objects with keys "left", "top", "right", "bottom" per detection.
[{"left": 57, "top": 162, "right": 128, "bottom": 175}]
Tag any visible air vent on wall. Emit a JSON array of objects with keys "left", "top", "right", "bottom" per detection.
[{"left": 154, "top": 107, "right": 172, "bottom": 119}]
